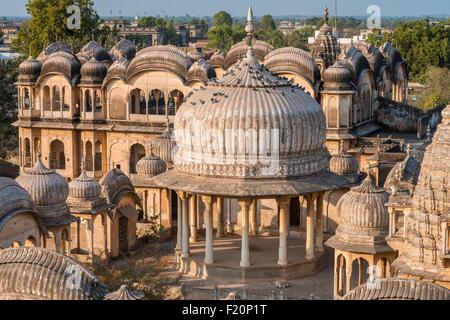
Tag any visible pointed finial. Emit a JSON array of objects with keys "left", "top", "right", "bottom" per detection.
[
  {"left": 406, "top": 143, "right": 411, "bottom": 157},
  {"left": 245, "top": 5, "right": 254, "bottom": 44},
  {"left": 324, "top": 5, "right": 329, "bottom": 23},
  {"left": 81, "top": 158, "right": 86, "bottom": 173}
]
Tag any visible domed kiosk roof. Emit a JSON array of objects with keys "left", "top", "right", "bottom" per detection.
[
  {"left": 0, "top": 247, "right": 107, "bottom": 300},
  {"left": 153, "top": 7, "right": 347, "bottom": 198},
  {"left": 326, "top": 173, "right": 393, "bottom": 254},
  {"left": 15, "top": 156, "right": 78, "bottom": 228}
]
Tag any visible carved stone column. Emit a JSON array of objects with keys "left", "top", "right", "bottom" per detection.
[
  {"left": 176, "top": 194, "right": 182, "bottom": 251},
  {"left": 250, "top": 199, "right": 258, "bottom": 236},
  {"left": 178, "top": 192, "right": 192, "bottom": 273},
  {"left": 202, "top": 196, "right": 215, "bottom": 264},
  {"left": 315, "top": 192, "right": 324, "bottom": 252},
  {"left": 277, "top": 197, "right": 290, "bottom": 266},
  {"left": 239, "top": 198, "right": 252, "bottom": 267},
  {"left": 189, "top": 195, "right": 198, "bottom": 243},
  {"left": 216, "top": 197, "right": 224, "bottom": 238},
  {"left": 305, "top": 193, "right": 317, "bottom": 260}
]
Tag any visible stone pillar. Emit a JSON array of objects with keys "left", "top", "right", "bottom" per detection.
[
  {"left": 179, "top": 192, "right": 192, "bottom": 273},
  {"left": 239, "top": 198, "right": 252, "bottom": 267},
  {"left": 338, "top": 255, "right": 345, "bottom": 297},
  {"left": 102, "top": 213, "right": 108, "bottom": 258},
  {"left": 277, "top": 197, "right": 290, "bottom": 266},
  {"left": 202, "top": 196, "right": 215, "bottom": 264},
  {"left": 306, "top": 194, "right": 316, "bottom": 260},
  {"left": 176, "top": 195, "right": 182, "bottom": 251},
  {"left": 189, "top": 195, "right": 198, "bottom": 243},
  {"left": 388, "top": 207, "right": 396, "bottom": 237},
  {"left": 226, "top": 198, "right": 233, "bottom": 234},
  {"left": 315, "top": 192, "right": 324, "bottom": 252},
  {"left": 333, "top": 253, "right": 340, "bottom": 298},
  {"left": 54, "top": 228, "right": 62, "bottom": 253},
  {"left": 196, "top": 196, "right": 202, "bottom": 230},
  {"left": 345, "top": 258, "right": 353, "bottom": 295},
  {"left": 250, "top": 199, "right": 258, "bottom": 236},
  {"left": 216, "top": 197, "right": 224, "bottom": 238},
  {"left": 87, "top": 218, "right": 95, "bottom": 259},
  {"left": 76, "top": 220, "right": 81, "bottom": 251}
]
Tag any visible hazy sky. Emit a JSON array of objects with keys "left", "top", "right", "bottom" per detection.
[{"left": 2, "top": 0, "right": 450, "bottom": 17}]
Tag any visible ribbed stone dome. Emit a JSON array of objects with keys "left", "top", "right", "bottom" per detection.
[
  {"left": 329, "top": 141, "right": 360, "bottom": 183},
  {"left": 16, "top": 157, "right": 74, "bottom": 227},
  {"left": 174, "top": 44, "right": 328, "bottom": 179},
  {"left": 136, "top": 151, "right": 167, "bottom": 176},
  {"left": 187, "top": 59, "right": 216, "bottom": 83},
  {"left": 153, "top": 124, "right": 177, "bottom": 166},
  {"left": 18, "top": 56, "right": 42, "bottom": 84},
  {"left": 337, "top": 174, "right": 390, "bottom": 231},
  {"left": 16, "top": 158, "right": 69, "bottom": 207},
  {"left": 323, "top": 61, "right": 355, "bottom": 90},
  {"left": 68, "top": 170, "right": 102, "bottom": 200},
  {"left": 127, "top": 45, "right": 192, "bottom": 81},
  {"left": 80, "top": 57, "right": 108, "bottom": 85}
]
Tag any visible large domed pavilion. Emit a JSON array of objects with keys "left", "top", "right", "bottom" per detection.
[{"left": 154, "top": 6, "right": 347, "bottom": 280}]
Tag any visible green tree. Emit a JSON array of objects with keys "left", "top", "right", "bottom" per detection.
[
  {"left": 163, "top": 21, "right": 181, "bottom": 46},
  {"left": 416, "top": 66, "right": 450, "bottom": 110},
  {"left": 381, "top": 20, "right": 450, "bottom": 81},
  {"left": 207, "top": 24, "right": 234, "bottom": 51},
  {"left": 12, "top": 0, "right": 116, "bottom": 57},
  {"left": 259, "top": 15, "right": 276, "bottom": 32},
  {"left": 138, "top": 16, "right": 165, "bottom": 28},
  {"left": 266, "top": 30, "right": 286, "bottom": 49},
  {"left": 200, "top": 19, "right": 208, "bottom": 34},
  {"left": 212, "top": 11, "right": 232, "bottom": 27},
  {"left": 366, "top": 29, "right": 390, "bottom": 48},
  {"left": 232, "top": 24, "right": 247, "bottom": 44},
  {"left": 285, "top": 27, "right": 315, "bottom": 50},
  {"left": 0, "top": 59, "right": 19, "bottom": 159}
]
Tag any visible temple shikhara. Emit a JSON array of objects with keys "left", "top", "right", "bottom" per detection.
[{"left": 0, "top": 5, "right": 448, "bottom": 301}]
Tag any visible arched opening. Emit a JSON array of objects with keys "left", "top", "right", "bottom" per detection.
[
  {"left": 95, "top": 89, "right": 102, "bottom": 112},
  {"left": 62, "top": 86, "right": 70, "bottom": 110},
  {"left": 328, "top": 97, "right": 338, "bottom": 128},
  {"left": 129, "top": 143, "right": 146, "bottom": 174},
  {"left": 95, "top": 141, "right": 103, "bottom": 172},
  {"left": 24, "top": 88, "right": 30, "bottom": 109},
  {"left": 168, "top": 90, "right": 184, "bottom": 115},
  {"left": 148, "top": 89, "right": 165, "bottom": 115},
  {"left": 24, "top": 236, "right": 37, "bottom": 247},
  {"left": 129, "top": 88, "right": 147, "bottom": 115},
  {"left": 43, "top": 86, "right": 51, "bottom": 111},
  {"left": 171, "top": 190, "right": 178, "bottom": 222},
  {"left": 24, "top": 138, "right": 31, "bottom": 167},
  {"left": 50, "top": 139, "right": 66, "bottom": 170},
  {"left": 84, "top": 89, "right": 92, "bottom": 112},
  {"left": 52, "top": 86, "right": 61, "bottom": 111},
  {"left": 119, "top": 215, "right": 129, "bottom": 253},
  {"left": 289, "top": 197, "right": 300, "bottom": 227},
  {"left": 85, "top": 141, "right": 93, "bottom": 171}
]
